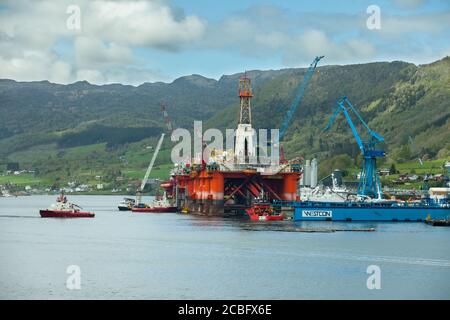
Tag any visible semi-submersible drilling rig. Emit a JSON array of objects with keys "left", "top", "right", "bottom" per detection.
[{"left": 159, "top": 57, "right": 323, "bottom": 215}]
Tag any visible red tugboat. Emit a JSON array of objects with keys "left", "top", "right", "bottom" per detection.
[
  {"left": 246, "top": 191, "right": 284, "bottom": 221},
  {"left": 40, "top": 191, "right": 95, "bottom": 218},
  {"left": 246, "top": 203, "right": 284, "bottom": 221}
]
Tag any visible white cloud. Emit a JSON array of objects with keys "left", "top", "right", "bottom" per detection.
[
  {"left": 0, "top": 0, "right": 206, "bottom": 84},
  {"left": 87, "top": 0, "right": 205, "bottom": 50},
  {"left": 74, "top": 36, "right": 133, "bottom": 68},
  {"left": 100, "top": 66, "right": 169, "bottom": 84},
  {"left": 76, "top": 69, "right": 105, "bottom": 84},
  {"left": 0, "top": 1, "right": 448, "bottom": 84},
  {"left": 280, "top": 30, "right": 376, "bottom": 65},
  {"left": 200, "top": 4, "right": 449, "bottom": 67},
  {"left": 379, "top": 12, "right": 450, "bottom": 36},
  {"left": 392, "top": 0, "right": 428, "bottom": 8},
  {"left": 0, "top": 50, "right": 73, "bottom": 83},
  {"left": 48, "top": 60, "right": 73, "bottom": 83}
]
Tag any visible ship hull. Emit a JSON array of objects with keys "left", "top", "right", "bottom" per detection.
[
  {"left": 246, "top": 204, "right": 284, "bottom": 221},
  {"left": 248, "top": 214, "right": 284, "bottom": 221},
  {"left": 292, "top": 203, "right": 450, "bottom": 221},
  {"left": 183, "top": 199, "right": 225, "bottom": 216},
  {"left": 40, "top": 210, "right": 95, "bottom": 218},
  {"left": 173, "top": 170, "right": 300, "bottom": 217},
  {"left": 131, "top": 206, "right": 177, "bottom": 213}
]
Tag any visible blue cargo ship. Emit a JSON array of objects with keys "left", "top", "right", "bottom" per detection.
[{"left": 273, "top": 199, "right": 450, "bottom": 221}]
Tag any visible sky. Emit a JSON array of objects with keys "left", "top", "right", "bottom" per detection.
[{"left": 0, "top": 0, "right": 449, "bottom": 85}]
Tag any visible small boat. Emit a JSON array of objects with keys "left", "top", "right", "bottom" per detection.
[
  {"left": 131, "top": 195, "right": 177, "bottom": 213},
  {"left": 40, "top": 191, "right": 95, "bottom": 218},
  {"left": 118, "top": 197, "right": 135, "bottom": 211},
  {"left": 425, "top": 214, "right": 450, "bottom": 226},
  {"left": 246, "top": 203, "right": 284, "bottom": 221},
  {"left": 246, "top": 190, "right": 284, "bottom": 221},
  {"left": 180, "top": 207, "right": 189, "bottom": 214}
]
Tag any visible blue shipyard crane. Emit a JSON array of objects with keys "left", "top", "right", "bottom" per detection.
[
  {"left": 323, "top": 96, "right": 385, "bottom": 199},
  {"left": 278, "top": 55, "right": 324, "bottom": 141}
]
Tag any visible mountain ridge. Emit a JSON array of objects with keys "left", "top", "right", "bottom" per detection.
[{"left": 0, "top": 56, "right": 449, "bottom": 181}]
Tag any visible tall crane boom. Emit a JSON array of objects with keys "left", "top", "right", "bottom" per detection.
[
  {"left": 323, "top": 96, "right": 385, "bottom": 199},
  {"left": 136, "top": 133, "right": 165, "bottom": 204},
  {"left": 279, "top": 55, "right": 324, "bottom": 140}
]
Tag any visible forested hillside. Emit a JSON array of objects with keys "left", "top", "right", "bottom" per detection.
[
  {"left": 208, "top": 57, "right": 450, "bottom": 174},
  {"left": 0, "top": 57, "right": 448, "bottom": 188}
]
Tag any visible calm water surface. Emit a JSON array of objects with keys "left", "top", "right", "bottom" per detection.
[{"left": 0, "top": 195, "right": 449, "bottom": 299}]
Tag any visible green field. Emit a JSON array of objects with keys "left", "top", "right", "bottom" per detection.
[
  {"left": 381, "top": 158, "right": 448, "bottom": 189},
  {"left": 395, "top": 158, "right": 447, "bottom": 174},
  {"left": 0, "top": 138, "right": 175, "bottom": 193},
  {"left": 332, "top": 156, "right": 449, "bottom": 190},
  {"left": 0, "top": 173, "right": 52, "bottom": 187},
  {"left": 123, "top": 163, "right": 173, "bottom": 180},
  {"left": 1, "top": 135, "right": 448, "bottom": 193}
]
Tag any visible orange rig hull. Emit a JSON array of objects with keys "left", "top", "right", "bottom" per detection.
[{"left": 161, "top": 167, "right": 300, "bottom": 216}]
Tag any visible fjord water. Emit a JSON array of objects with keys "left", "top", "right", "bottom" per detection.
[{"left": 0, "top": 195, "right": 449, "bottom": 299}]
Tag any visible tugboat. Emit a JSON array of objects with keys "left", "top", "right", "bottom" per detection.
[
  {"left": 118, "top": 197, "right": 135, "bottom": 211},
  {"left": 131, "top": 193, "right": 177, "bottom": 213},
  {"left": 40, "top": 191, "right": 95, "bottom": 218},
  {"left": 246, "top": 203, "right": 284, "bottom": 221},
  {"left": 246, "top": 190, "right": 284, "bottom": 221}
]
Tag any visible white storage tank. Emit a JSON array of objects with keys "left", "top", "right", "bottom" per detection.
[
  {"left": 304, "top": 159, "right": 311, "bottom": 187},
  {"left": 311, "top": 158, "right": 318, "bottom": 188}
]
